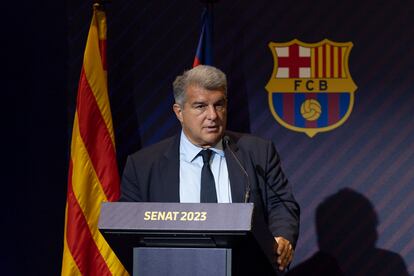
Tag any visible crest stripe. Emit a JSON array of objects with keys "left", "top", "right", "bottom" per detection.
[
  {"left": 338, "top": 47, "right": 343, "bottom": 77},
  {"left": 330, "top": 46, "right": 335, "bottom": 78},
  {"left": 283, "top": 93, "right": 295, "bottom": 124},
  {"left": 317, "top": 93, "right": 328, "bottom": 127},
  {"left": 334, "top": 47, "right": 339, "bottom": 78},
  {"left": 318, "top": 47, "right": 323, "bottom": 78},
  {"left": 311, "top": 48, "right": 315, "bottom": 78},
  {"left": 340, "top": 47, "right": 345, "bottom": 78},
  {"left": 322, "top": 45, "right": 326, "bottom": 78},
  {"left": 314, "top": 48, "right": 318, "bottom": 78},
  {"left": 295, "top": 93, "right": 306, "bottom": 127},
  {"left": 326, "top": 44, "right": 331, "bottom": 78},
  {"left": 274, "top": 93, "right": 283, "bottom": 119},
  {"left": 328, "top": 93, "right": 340, "bottom": 124},
  {"left": 340, "top": 94, "right": 350, "bottom": 117}
]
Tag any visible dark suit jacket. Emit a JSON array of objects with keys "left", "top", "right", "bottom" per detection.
[{"left": 120, "top": 131, "right": 300, "bottom": 245}]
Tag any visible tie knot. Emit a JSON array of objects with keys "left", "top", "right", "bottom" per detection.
[{"left": 199, "top": 149, "right": 213, "bottom": 164}]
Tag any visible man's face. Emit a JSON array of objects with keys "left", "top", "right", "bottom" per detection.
[{"left": 173, "top": 85, "right": 227, "bottom": 148}]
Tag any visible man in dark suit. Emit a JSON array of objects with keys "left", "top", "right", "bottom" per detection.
[{"left": 120, "top": 65, "right": 300, "bottom": 272}]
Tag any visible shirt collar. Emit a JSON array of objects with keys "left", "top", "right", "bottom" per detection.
[{"left": 180, "top": 130, "right": 225, "bottom": 163}]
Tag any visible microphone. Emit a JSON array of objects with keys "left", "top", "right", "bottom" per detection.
[
  {"left": 223, "top": 135, "right": 251, "bottom": 203},
  {"left": 223, "top": 135, "right": 299, "bottom": 221}
]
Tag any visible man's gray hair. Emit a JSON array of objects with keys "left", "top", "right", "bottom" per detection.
[{"left": 173, "top": 65, "right": 227, "bottom": 105}]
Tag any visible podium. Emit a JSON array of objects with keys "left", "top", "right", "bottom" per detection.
[{"left": 98, "top": 202, "right": 278, "bottom": 276}]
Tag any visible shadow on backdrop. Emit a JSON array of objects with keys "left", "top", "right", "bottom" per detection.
[{"left": 287, "top": 188, "right": 408, "bottom": 276}]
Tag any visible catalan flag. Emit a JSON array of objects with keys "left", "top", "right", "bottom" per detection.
[
  {"left": 193, "top": 5, "right": 213, "bottom": 67},
  {"left": 61, "top": 4, "right": 128, "bottom": 276}
]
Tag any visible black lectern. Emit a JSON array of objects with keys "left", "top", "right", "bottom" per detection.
[{"left": 98, "top": 202, "right": 277, "bottom": 276}]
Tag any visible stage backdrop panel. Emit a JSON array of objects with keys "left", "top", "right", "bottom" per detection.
[{"left": 67, "top": 1, "right": 414, "bottom": 274}]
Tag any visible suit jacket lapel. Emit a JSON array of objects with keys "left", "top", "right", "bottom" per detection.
[
  {"left": 224, "top": 135, "right": 247, "bottom": 203},
  {"left": 160, "top": 134, "right": 180, "bottom": 202}
]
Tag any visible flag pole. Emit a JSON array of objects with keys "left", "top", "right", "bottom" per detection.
[{"left": 92, "top": 0, "right": 111, "bottom": 10}]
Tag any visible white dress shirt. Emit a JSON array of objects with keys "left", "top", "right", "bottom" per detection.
[{"left": 179, "top": 131, "right": 232, "bottom": 203}]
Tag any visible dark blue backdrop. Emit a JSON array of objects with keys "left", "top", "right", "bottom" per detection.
[{"left": 10, "top": 0, "right": 414, "bottom": 275}]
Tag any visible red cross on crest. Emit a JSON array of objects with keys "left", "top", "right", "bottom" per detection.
[{"left": 277, "top": 44, "right": 311, "bottom": 78}]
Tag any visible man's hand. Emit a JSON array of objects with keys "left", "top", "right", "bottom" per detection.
[{"left": 274, "top": 236, "right": 294, "bottom": 271}]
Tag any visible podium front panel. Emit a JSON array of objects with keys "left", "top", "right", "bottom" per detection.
[{"left": 133, "top": 247, "right": 231, "bottom": 276}]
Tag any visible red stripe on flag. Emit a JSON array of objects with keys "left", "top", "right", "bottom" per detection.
[
  {"left": 65, "top": 160, "right": 112, "bottom": 276},
  {"left": 328, "top": 93, "right": 340, "bottom": 125},
  {"left": 283, "top": 94, "right": 295, "bottom": 125},
  {"left": 99, "top": 39, "right": 107, "bottom": 71},
  {"left": 76, "top": 67, "right": 120, "bottom": 201},
  {"left": 305, "top": 93, "right": 318, "bottom": 128}
]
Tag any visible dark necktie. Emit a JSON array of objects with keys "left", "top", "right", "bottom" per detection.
[{"left": 199, "top": 149, "right": 217, "bottom": 203}]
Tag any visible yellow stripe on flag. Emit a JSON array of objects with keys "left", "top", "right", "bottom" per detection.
[
  {"left": 61, "top": 204, "right": 82, "bottom": 276},
  {"left": 83, "top": 8, "right": 116, "bottom": 147}
]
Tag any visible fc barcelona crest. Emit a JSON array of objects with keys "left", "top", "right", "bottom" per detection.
[{"left": 265, "top": 39, "right": 357, "bottom": 137}]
